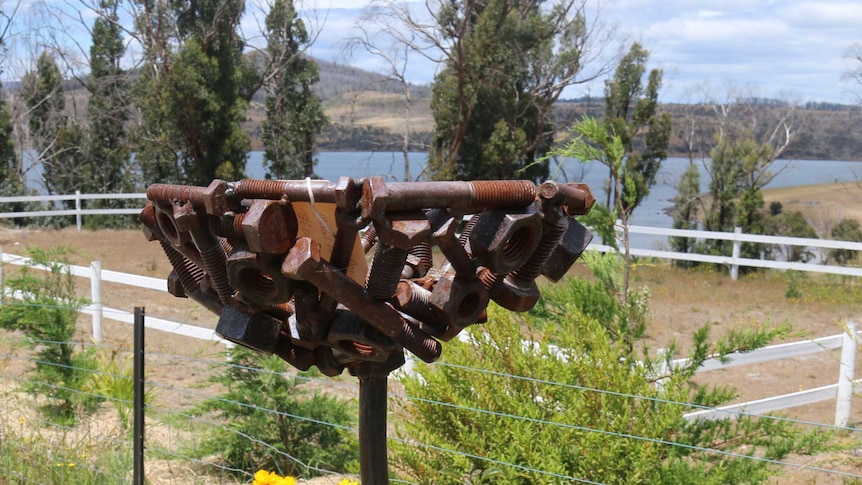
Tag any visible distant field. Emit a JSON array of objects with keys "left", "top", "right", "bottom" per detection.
[{"left": 762, "top": 181, "right": 862, "bottom": 223}]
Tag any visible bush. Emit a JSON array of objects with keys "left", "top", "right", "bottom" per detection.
[
  {"left": 0, "top": 246, "right": 99, "bottom": 424},
  {"left": 393, "top": 253, "right": 827, "bottom": 484},
  {"left": 194, "top": 346, "right": 358, "bottom": 478}
]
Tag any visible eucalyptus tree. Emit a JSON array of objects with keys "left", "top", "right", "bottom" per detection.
[{"left": 261, "top": 0, "right": 327, "bottom": 180}]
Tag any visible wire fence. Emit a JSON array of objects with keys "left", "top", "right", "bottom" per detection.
[{"left": 1, "top": 299, "right": 862, "bottom": 484}]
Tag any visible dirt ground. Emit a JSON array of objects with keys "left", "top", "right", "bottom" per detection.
[{"left": 2, "top": 202, "right": 862, "bottom": 483}]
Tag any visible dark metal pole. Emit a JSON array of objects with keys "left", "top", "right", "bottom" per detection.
[
  {"left": 359, "top": 374, "right": 390, "bottom": 485},
  {"left": 133, "top": 307, "right": 145, "bottom": 485}
]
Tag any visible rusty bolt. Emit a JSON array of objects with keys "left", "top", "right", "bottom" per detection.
[
  {"left": 314, "top": 346, "right": 346, "bottom": 377},
  {"left": 539, "top": 181, "right": 596, "bottom": 216},
  {"left": 241, "top": 199, "right": 299, "bottom": 254},
  {"left": 215, "top": 305, "right": 280, "bottom": 354},
  {"left": 273, "top": 333, "right": 316, "bottom": 371},
  {"left": 428, "top": 209, "right": 474, "bottom": 277},
  {"left": 328, "top": 310, "right": 400, "bottom": 363},
  {"left": 361, "top": 176, "right": 390, "bottom": 220},
  {"left": 227, "top": 246, "right": 294, "bottom": 307},
  {"left": 153, "top": 203, "right": 191, "bottom": 247},
  {"left": 541, "top": 218, "right": 594, "bottom": 282},
  {"left": 429, "top": 273, "right": 490, "bottom": 339},
  {"left": 469, "top": 207, "right": 542, "bottom": 275}
]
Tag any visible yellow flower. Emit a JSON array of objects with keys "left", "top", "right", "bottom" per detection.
[
  {"left": 18, "top": 416, "right": 25, "bottom": 426},
  {"left": 275, "top": 477, "right": 297, "bottom": 485},
  {"left": 338, "top": 479, "right": 360, "bottom": 485},
  {"left": 253, "top": 470, "right": 280, "bottom": 485}
]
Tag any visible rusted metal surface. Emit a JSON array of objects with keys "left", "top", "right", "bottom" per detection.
[{"left": 142, "top": 176, "right": 595, "bottom": 484}]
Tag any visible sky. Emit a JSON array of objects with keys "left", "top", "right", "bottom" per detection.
[
  {"left": 297, "top": 0, "right": 862, "bottom": 104},
  {"left": 5, "top": 0, "right": 862, "bottom": 104}
]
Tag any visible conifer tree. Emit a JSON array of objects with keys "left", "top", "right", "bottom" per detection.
[{"left": 261, "top": 0, "right": 327, "bottom": 179}]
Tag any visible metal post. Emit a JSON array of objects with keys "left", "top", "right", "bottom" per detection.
[
  {"left": 730, "top": 227, "right": 742, "bottom": 281},
  {"left": 359, "top": 375, "right": 390, "bottom": 485},
  {"left": 75, "top": 190, "right": 82, "bottom": 232},
  {"left": 835, "top": 321, "right": 857, "bottom": 427},
  {"left": 90, "top": 261, "right": 103, "bottom": 344},
  {"left": 133, "top": 307, "right": 146, "bottom": 485}
]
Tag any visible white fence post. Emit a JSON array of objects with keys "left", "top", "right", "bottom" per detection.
[
  {"left": 835, "top": 321, "right": 857, "bottom": 427},
  {"left": 75, "top": 190, "right": 82, "bottom": 232},
  {"left": 91, "top": 261, "right": 103, "bottom": 344},
  {"left": 730, "top": 227, "right": 742, "bottom": 281}
]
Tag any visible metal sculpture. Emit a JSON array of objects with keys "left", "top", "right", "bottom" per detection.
[{"left": 141, "top": 176, "right": 595, "bottom": 484}]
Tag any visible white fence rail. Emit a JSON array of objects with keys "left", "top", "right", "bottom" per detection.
[
  {"left": 0, "top": 192, "right": 147, "bottom": 231},
  {"left": 1, "top": 245, "right": 861, "bottom": 426}
]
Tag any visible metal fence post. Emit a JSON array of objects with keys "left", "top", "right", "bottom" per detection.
[
  {"left": 75, "top": 190, "right": 82, "bottom": 232},
  {"left": 90, "top": 261, "right": 103, "bottom": 344},
  {"left": 133, "top": 307, "right": 145, "bottom": 485},
  {"left": 835, "top": 321, "right": 857, "bottom": 427},
  {"left": 730, "top": 227, "right": 742, "bottom": 281}
]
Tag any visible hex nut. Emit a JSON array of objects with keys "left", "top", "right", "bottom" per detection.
[
  {"left": 489, "top": 275, "right": 540, "bottom": 312},
  {"left": 227, "top": 247, "right": 295, "bottom": 306},
  {"left": 241, "top": 199, "right": 298, "bottom": 253},
  {"left": 154, "top": 204, "right": 191, "bottom": 247},
  {"left": 327, "top": 310, "right": 398, "bottom": 363},
  {"left": 215, "top": 305, "right": 280, "bottom": 354},
  {"left": 541, "top": 218, "right": 593, "bottom": 282},
  {"left": 429, "top": 273, "right": 489, "bottom": 338},
  {"left": 167, "top": 270, "right": 187, "bottom": 298},
  {"left": 469, "top": 208, "right": 542, "bottom": 275}
]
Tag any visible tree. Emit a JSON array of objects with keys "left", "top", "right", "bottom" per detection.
[
  {"left": 21, "top": 51, "right": 84, "bottom": 199},
  {"left": 132, "top": 0, "right": 253, "bottom": 186},
  {"left": 419, "top": 0, "right": 613, "bottom": 182},
  {"left": 669, "top": 161, "right": 701, "bottom": 264},
  {"left": 770, "top": 210, "right": 817, "bottom": 262},
  {"left": 394, "top": 252, "right": 823, "bottom": 484},
  {"left": 85, "top": 0, "right": 131, "bottom": 196},
  {"left": 829, "top": 218, "right": 862, "bottom": 265},
  {"left": 603, "top": 42, "right": 672, "bottom": 212},
  {"left": 260, "top": 0, "right": 327, "bottom": 180}
]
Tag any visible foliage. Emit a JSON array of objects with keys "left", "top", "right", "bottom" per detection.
[
  {"left": 132, "top": 0, "right": 253, "bottom": 186},
  {"left": 769, "top": 211, "right": 817, "bottom": 262},
  {"left": 0, "top": 415, "right": 131, "bottom": 484},
  {"left": 603, "top": 42, "right": 672, "bottom": 212},
  {"left": 261, "top": 0, "right": 328, "bottom": 180},
  {"left": 84, "top": 348, "right": 147, "bottom": 430},
  {"left": 394, "top": 253, "right": 827, "bottom": 484},
  {"left": 829, "top": 218, "right": 862, "bottom": 265},
  {"left": 21, "top": 52, "right": 85, "bottom": 202},
  {"left": 194, "top": 345, "right": 358, "bottom": 478},
  {"left": 670, "top": 161, "right": 701, "bottom": 265},
  {"left": 0, "top": 247, "right": 98, "bottom": 424},
  {"left": 427, "top": 0, "right": 609, "bottom": 182}
]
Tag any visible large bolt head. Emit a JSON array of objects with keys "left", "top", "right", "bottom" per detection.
[
  {"left": 376, "top": 211, "right": 432, "bottom": 249},
  {"left": 469, "top": 208, "right": 542, "bottom": 275},
  {"left": 202, "top": 179, "right": 229, "bottom": 216},
  {"left": 241, "top": 199, "right": 298, "bottom": 254},
  {"left": 166, "top": 270, "right": 187, "bottom": 298},
  {"left": 227, "top": 247, "right": 295, "bottom": 306},
  {"left": 215, "top": 305, "right": 280, "bottom": 354},
  {"left": 429, "top": 273, "right": 489, "bottom": 338},
  {"left": 360, "top": 176, "right": 389, "bottom": 219},
  {"left": 541, "top": 218, "right": 593, "bottom": 282}
]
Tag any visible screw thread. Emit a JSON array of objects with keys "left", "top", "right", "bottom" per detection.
[
  {"left": 361, "top": 225, "right": 378, "bottom": 254},
  {"left": 512, "top": 215, "right": 568, "bottom": 283},
  {"left": 394, "top": 320, "right": 441, "bottom": 363},
  {"left": 408, "top": 242, "right": 433, "bottom": 275},
  {"left": 199, "top": 243, "right": 233, "bottom": 304},
  {"left": 469, "top": 180, "right": 537, "bottom": 209},
  {"left": 160, "top": 239, "right": 205, "bottom": 292},
  {"left": 366, "top": 244, "right": 408, "bottom": 300}
]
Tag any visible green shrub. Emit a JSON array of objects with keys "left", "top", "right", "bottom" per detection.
[
  {"left": 194, "top": 346, "right": 358, "bottom": 478},
  {"left": 393, "top": 253, "right": 827, "bottom": 484},
  {"left": 0, "top": 246, "right": 99, "bottom": 424}
]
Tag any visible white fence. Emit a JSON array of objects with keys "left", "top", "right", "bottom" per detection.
[
  {"left": 0, "top": 192, "right": 147, "bottom": 231},
  {"left": 1, "top": 246, "right": 861, "bottom": 426}
]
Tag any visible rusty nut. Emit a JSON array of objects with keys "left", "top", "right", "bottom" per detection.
[
  {"left": 227, "top": 246, "right": 295, "bottom": 306},
  {"left": 154, "top": 203, "right": 191, "bottom": 247},
  {"left": 469, "top": 208, "right": 542, "bottom": 275},
  {"left": 328, "top": 310, "right": 399, "bottom": 363},
  {"left": 488, "top": 274, "right": 540, "bottom": 313},
  {"left": 215, "top": 305, "right": 280, "bottom": 354},
  {"left": 541, "top": 218, "right": 593, "bottom": 282},
  {"left": 429, "top": 273, "right": 490, "bottom": 340},
  {"left": 241, "top": 199, "right": 298, "bottom": 253},
  {"left": 167, "top": 270, "right": 187, "bottom": 298}
]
